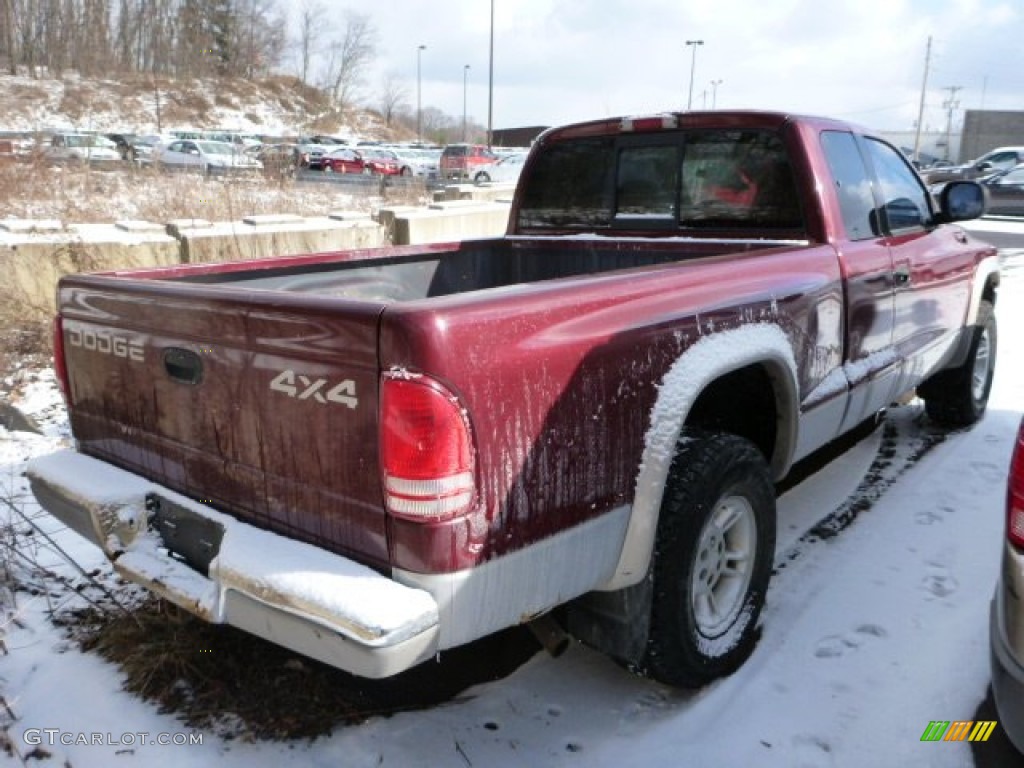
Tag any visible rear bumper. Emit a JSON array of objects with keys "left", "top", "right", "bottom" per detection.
[{"left": 27, "top": 450, "right": 440, "bottom": 679}]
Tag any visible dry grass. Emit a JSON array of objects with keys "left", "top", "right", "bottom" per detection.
[
  {"left": 0, "top": 160, "right": 427, "bottom": 224},
  {"left": 59, "top": 595, "right": 539, "bottom": 741}
]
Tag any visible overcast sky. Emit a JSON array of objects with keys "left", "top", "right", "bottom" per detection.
[{"left": 294, "top": 0, "right": 1022, "bottom": 134}]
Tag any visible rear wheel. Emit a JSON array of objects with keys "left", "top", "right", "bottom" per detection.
[
  {"left": 401, "top": 166, "right": 413, "bottom": 176},
  {"left": 640, "top": 431, "right": 775, "bottom": 688},
  {"left": 919, "top": 299, "right": 996, "bottom": 427}
]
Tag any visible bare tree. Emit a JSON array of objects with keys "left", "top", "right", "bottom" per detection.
[
  {"left": 378, "top": 70, "right": 407, "bottom": 127},
  {"left": 295, "top": 0, "right": 325, "bottom": 86},
  {"left": 419, "top": 106, "right": 457, "bottom": 145},
  {"left": 322, "top": 10, "right": 376, "bottom": 116},
  {"left": 1, "top": 0, "right": 17, "bottom": 74},
  {"left": 2, "top": 0, "right": 287, "bottom": 81}
]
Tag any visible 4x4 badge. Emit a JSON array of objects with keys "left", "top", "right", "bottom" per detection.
[{"left": 269, "top": 370, "right": 358, "bottom": 408}]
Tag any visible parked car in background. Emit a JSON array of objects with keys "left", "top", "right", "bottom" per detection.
[
  {"left": 390, "top": 147, "right": 440, "bottom": 178},
  {"left": 991, "top": 417, "right": 1024, "bottom": 754},
  {"left": 155, "top": 139, "right": 262, "bottom": 174},
  {"left": 128, "top": 134, "right": 165, "bottom": 165},
  {"left": 321, "top": 148, "right": 370, "bottom": 175},
  {"left": 249, "top": 143, "right": 298, "bottom": 176},
  {"left": 980, "top": 165, "right": 1024, "bottom": 217},
  {"left": 296, "top": 139, "right": 333, "bottom": 169},
  {"left": 474, "top": 151, "right": 527, "bottom": 184},
  {"left": 925, "top": 146, "right": 1024, "bottom": 184},
  {"left": 439, "top": 143, "right": 498, "bottom": 180},
  {"left": 105, "top": 133, "right": 138, "bottom": 160},
  {"left": 46, "top": 133, "right": 121, "bottom": 164},
  {"left": 359, "top": 148, "right": 402, "bottom": 176}
]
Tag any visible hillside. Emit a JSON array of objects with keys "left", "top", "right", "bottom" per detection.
[{"left": 0, "top": 73, "right": 411, "bottom": 142}]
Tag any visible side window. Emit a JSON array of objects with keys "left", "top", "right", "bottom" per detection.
[
  {"left": 863, "top": 138, "right": 932, "bottom": 233},
  {"left": 679, "top": 129, "right": 800, "bottom": 229},
  {"left": 820, "top": 130, "right": 878, "bottom": 241},
  {"left": 516, "top": 137, "right": 615, "bottom": 229},
  {"left": 616, "top": 145, "right": 679, "bottom": 218}
]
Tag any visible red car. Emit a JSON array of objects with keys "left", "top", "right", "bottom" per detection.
[
  {"left": 321, "top": 148, "right": 370, "bottom": 175},
  {"left": 359, "top": 148, "right": 402, "bottom": 176}
]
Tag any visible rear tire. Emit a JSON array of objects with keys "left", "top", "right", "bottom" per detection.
[
  {"left": 640, "top": 431, "right": 775, "bottom": 688},
  {"left": 919, "top": 299, "right": 996, "bottom": 427}
]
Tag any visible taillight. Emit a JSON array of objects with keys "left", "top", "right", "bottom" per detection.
[
  {"left": 1008, "top": 419, "right": 1024, "bottom": 549},
  {"left": 380, "top": 374, "right": 476, "bottom": 521},
  {"left": 53, "top": 316, "right": 71, "bottom": 401}
]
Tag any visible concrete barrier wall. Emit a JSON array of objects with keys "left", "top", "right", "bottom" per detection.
[
  {"left": 0, "top": 221, "right": 180, "bottom": 318},
  {"left": 1, "top": 199, "right": 512, "bottom": 318},
  {"left": 170, "top": 214, "right": 385, "bottom": 264},
  {"left": 390, "top": 203, "right": 511, "bottom": 245}
]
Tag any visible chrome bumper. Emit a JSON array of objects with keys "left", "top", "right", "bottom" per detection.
[{"left": 27, "top": 450, "right": 440, "bottom": 679}]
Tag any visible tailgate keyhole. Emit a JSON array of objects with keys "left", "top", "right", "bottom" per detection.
[{"left": 163, "top": 348, "right": 203, "bottom": 385}]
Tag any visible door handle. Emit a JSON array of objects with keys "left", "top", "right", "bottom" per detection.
[{"left": 893, "top": 268, "right": 911, "bottom": 286}]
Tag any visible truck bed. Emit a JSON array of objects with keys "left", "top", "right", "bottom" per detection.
[{"left": 160, "top": 236, "right": 803, "bottom": 301}]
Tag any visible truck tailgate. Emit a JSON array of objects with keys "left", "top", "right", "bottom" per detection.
[{"left": 57, "top": 275, "right": 390, "bottom": 568}]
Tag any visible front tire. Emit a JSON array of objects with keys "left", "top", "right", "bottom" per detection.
[
  {"left": 919, "top": 299, "right": 996, "bottom": 427},
  {"left": 640, "top": 431, "right": 775, "bottom": 688}
]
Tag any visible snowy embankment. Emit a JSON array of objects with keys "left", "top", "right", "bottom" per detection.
[{"left": 1, "top": 248, "right": 1022, "bottom": 768}]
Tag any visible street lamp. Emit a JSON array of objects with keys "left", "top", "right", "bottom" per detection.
[
  {"left": 710, "top": 79, "right": 723, "bottom": 109},
  {"left": 487, "top": 0, "right": 494, "bottom": 148},
  {"left": 416, "top": 44, "right": 426, "bottom": 144},
  {"left": 685, "top": 40, "right": 703, "bottom": 111},
  {"left": 463, "top": 65, "right": 471, "bottom": 142}
]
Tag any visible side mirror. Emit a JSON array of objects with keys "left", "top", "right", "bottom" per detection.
[
  {"left": 936, "top": 181, "right": 986, "bottom": 223},
  {"left": 976, "top": 161, "right": 994, "bottom": 173}
]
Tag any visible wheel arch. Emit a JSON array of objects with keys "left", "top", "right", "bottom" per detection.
[
  {"left": 968, "top": 255, "right": 1000, "bottom": 325},
  {"left": 602, "top": 324, "right": 799, "bottom": 591}
]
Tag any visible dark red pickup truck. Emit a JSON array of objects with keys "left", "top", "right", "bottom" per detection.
[{"left": 29, "top": 111, "right": 999, "bottom": 687}]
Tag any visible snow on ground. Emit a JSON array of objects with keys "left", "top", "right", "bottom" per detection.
[{"left": 1, "top": 245, "right": 1023, "bottom": 767}]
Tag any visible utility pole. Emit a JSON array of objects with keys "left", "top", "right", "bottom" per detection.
[
  {"left": 912, "top": 36, "right": 931, "bottom": 166},
  {"left": 710, "top": 79, "right": 723, "bottom": 109},
  {"left": 942, "top": 85, "right": 962, "bottom": 162}
]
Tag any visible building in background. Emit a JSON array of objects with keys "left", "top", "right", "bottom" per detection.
[{"left": 960, "top": 110, "right": 1024, "bottom": 164}]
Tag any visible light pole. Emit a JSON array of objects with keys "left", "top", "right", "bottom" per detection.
[
  {"left": 416, "top": 44, "right": 426, "bottom": 144},
  {"left": 463, "top": 65, "right": 470, "bottom": 142},
  {"left": 685, "top": 40, "right": 703, "bottom": 110},
  {"left": 487, "top": 0, "right": 494, "bottom": 148},
  {"left": 710, "top": 79, "right": 723, "bottom": 109}
]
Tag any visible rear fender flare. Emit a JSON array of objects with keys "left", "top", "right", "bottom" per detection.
[
  {"left": 602, "top": 323, "right": 798, "bottom": 591},
  {"left": 966, "top": 255, "right": 1000, "bottom": 325}
]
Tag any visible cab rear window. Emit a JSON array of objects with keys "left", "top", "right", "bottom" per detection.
[{"left": 516, "top": 129, "right": 804, "bottom": 233}]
